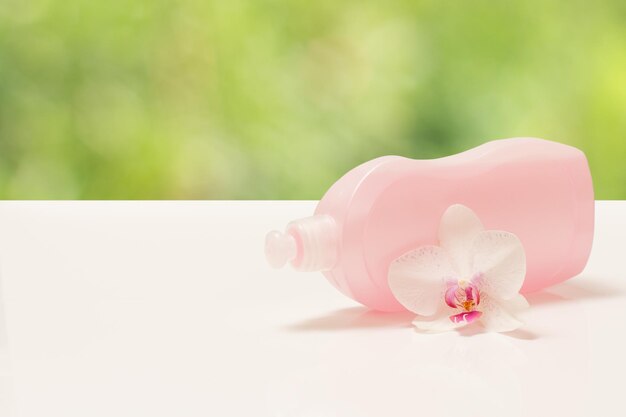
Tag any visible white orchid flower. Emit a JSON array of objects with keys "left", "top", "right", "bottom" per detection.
[{"left": 388, "top": 204, "right": 529, "bottom": 333}]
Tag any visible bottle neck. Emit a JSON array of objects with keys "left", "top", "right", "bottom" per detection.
[
  {"left": 265, "top": 214, "right": 339, "bottom": 272},
  {"left": 287, "top": 215, "right": 338, "bottom": 271}
]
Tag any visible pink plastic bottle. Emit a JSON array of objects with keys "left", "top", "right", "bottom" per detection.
[{"left": 265, "top": 138, "right": 594, "bottom": 312}]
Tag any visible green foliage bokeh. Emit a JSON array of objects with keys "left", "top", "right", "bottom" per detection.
[{"left": 0, "top": 0, "right": 625, "bottom": 199}]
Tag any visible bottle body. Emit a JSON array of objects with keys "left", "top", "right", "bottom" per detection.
[{"left": 270, "top": 138, "right": 594, "bottom": 312}]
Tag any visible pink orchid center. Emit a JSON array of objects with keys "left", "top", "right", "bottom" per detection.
[{"left": 445, "top": 279, "right": 482, "bottom": 324}]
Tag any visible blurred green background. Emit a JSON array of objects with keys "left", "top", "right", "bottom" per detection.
[{"left": 0, "top": 0, "right": 625, "bottom": 199}]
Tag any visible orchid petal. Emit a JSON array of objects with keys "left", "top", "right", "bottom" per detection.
[
  {"left": 450, "top": 310, "right": 482, "bottom": 324},
  {"left": 438, "top": 204, "right": 484, "bottom": 277},
  {"left": 470, "top": 230, "right": 526, "bottom": 300},
  {"left": 388, "top": 245, "right": 455, "bottom": 316},
  {"left": 412, "top": 310, "right": 467, "bottom": 333},
  {"left": 444, "top": 285, "right": 460, "bottom": 308},
  {"left": 479, "top": 294, "right": 528, "bottom": 333}
]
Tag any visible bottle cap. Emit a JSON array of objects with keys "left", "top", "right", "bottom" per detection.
[{"left": 265, "top": 215, "right": 338, "bottom": 271}]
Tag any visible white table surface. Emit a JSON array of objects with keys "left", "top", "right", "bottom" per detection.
[{"left": 0, "top": 201, "right": 624, "bottom": 417}]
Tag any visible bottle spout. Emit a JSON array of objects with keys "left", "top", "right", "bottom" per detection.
[
  {"left": 265, "top": 230, "right": 297, "bottom": 269},
  {"left": 265, "top": 215, "right": 338, "bottom": 272}
]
